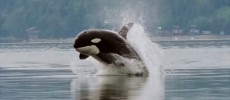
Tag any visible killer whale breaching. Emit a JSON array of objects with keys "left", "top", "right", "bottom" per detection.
[{"left": 73, "top": 23, "right": 148, "bottom": 76}]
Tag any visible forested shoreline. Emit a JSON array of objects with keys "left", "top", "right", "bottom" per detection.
[{"left": 1, "top": 0, "right": 230, "bottom": 39}]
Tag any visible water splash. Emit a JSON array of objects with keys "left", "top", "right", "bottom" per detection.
[
  {"left": 127, "top": 23, "right": 163, "bottom": 76},
  {"left": 126, "top": 23, "right": 164, "bottom": 100}
]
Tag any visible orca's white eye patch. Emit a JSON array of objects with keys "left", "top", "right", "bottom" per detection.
[{"left": 91, "top": 38, "right": 101, "bottom": 43}]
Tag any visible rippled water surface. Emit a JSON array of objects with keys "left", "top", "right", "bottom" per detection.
[{"left": 0, "top": 41, "right": 230, "bottom": 100}]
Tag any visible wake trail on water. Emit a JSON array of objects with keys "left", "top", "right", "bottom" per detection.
[{"left": 70, "top": 23, "right": 163, "bottom": 76}]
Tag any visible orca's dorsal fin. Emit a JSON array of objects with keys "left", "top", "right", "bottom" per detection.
[
  {"left": 79, "top": 54, "right": 89, "bottom": 59},
  {"left": 118, "top": 23, "right": 134, "bottom": 39}
]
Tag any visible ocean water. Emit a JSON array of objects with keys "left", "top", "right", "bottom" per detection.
[{"left": 0, "top": 40, "right": 229, "bottom": 100}]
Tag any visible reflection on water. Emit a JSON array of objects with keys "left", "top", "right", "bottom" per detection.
[
  {"left": 71, "top": 76, "right": 149, "bottom": 100},
  {"left": 71, "top": 75, "right": 165, "bottom": 100}
]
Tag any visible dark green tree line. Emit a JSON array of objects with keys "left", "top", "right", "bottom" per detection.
[{"left": 0, "top": 0, "right": 230, "bottom": 39}]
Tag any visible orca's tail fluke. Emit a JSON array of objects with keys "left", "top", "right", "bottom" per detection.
[{"left": 118, "top": 23, "right": 134, "bottom": 39}]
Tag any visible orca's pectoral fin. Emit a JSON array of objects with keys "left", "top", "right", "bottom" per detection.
[
  {"left": 79, "top": 54, "right": 89, "bottom": 59},
  {"left": 118, "top": 22, "right": 134, "bottom": 39}
]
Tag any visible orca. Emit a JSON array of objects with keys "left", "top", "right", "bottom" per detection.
[{"left": 73, "top": 23, "right": 148, "bottom": 75}]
